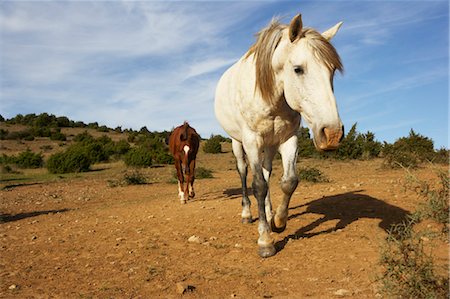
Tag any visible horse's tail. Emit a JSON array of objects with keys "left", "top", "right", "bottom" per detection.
[{"left": 181, "top": 121, "right": 189, "bottom": 141}]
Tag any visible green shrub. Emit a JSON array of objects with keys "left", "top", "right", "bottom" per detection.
[
  {"left": 73, "top": 131, "right": 95, "bottom": 143},
  {"left": 50, "top": 130, "right": 67, "bottom": 141},
  {"left": 0, "top": 129, "right": 9, "bottom": 140},
  {"left": 196, "top": 167, "right": 213, "bottom": 179},
  {"left": 113, "top": 140, "right": 131, "bottom": 156},
  {"left": 297, "top": 127, "right": 316, "bottom": 158},
  {"left": 123, "top": 147, "right": 152, "bottom": 167},
  {"left": 47, "top": 148, "right": 91, "bottom": 174},
  {"left": 380, "top": 218, "right": 449, "bottom": 298},
  {"left": 383, "top": 129, "right": 435, "bottom": 169},
  {"left": 123, "top": 170, "right": 147, "bottom": 185},
  {"left": 15, "top": 149, "right": 44, "bottom": 168},
  {"left": 405, "top": 170, "right": 449, "bottom": 233},
  {"left": 379, "top": 170, "right": 449, "bottom": 298},
  {"left": 298, "top": 166, "right": 329, "bottom": 183},
  {"left": 432, "top": 148, "right": 449, "bottom": 164},
  {"left": 203, "top": 135, "right": 222, "bottom": 154},
  {"left": 152, "top": 151, "right": 174, "bottom": 165}
]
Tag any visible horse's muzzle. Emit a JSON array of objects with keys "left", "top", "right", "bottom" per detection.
[{"left": 316, "top": 126, "right": 344, "bottom": 151}]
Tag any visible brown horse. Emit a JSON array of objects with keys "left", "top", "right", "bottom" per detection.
[{"left": 168, "top": 122, "right": 200, "bottom": 204}]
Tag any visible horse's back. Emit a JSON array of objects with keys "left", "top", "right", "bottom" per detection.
[
  {"left": 215, "top": 58, "right": 256, "bottom": 142},
  {"left": 168, "top": 123, "right": 200, "bottom": 157}
]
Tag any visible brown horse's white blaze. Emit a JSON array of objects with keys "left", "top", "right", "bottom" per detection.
[
  {"left": 215, "top": 14, "right": 344, "bottom": 257},
  {"left": 168, "top": 122, "right": 200, "bottom": 204}
]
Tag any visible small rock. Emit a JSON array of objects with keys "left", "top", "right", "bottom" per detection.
[
  {"left": 31, "top": 235, "right": 37, "bottom": 241},
  {"left": 334, "top": 289, "right": 350, "bottom": 297},
  {"left": 234, "top": 243, "right": 242, "bottom": 248},
  {"left": 8, "top": 284, "right": 17, "bottom": 290},
  {"left": 188, "top": 235, "right": 204, "bottom": 244},
  {"left": 176, "top": 282, "right": 195, "bottom": 294}
]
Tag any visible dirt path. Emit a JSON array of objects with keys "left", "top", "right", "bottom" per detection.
[{"left": 0, "top": 156, "right": 447, "bottom": 298}]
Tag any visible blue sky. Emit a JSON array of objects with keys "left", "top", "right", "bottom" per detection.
[{"left": 0, "top": 1, "right": 448, "bottom": 148}]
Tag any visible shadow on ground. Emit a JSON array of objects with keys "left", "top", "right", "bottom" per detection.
[
  {"left": 0, "top": 208, "right": 70, "bottom": 223},
  {"left": 275, "top": 191, "right": 410, "bottom": 252}
]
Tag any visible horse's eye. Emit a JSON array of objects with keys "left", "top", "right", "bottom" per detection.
[{"left": 294, "top": 66, "right": 304, "bottom": 75}]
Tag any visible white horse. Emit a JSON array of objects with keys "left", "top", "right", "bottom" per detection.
[{"left": 215, "top": 14, "right": 344, "bottom": 258}]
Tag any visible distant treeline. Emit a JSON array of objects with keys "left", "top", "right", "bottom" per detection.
[
  {"left": 1, "top": 113, "right": 448, "bottom": 173},
  {"left": 0, "top": 112, "right": 148, "bottom": 140}
]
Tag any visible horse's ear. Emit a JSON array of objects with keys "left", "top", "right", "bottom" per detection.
[
  {"left": 289, "top": 14, "right": 303, "bottom": 42},
  {"left": 322, "top": 21, "right": 343, "bottom": 41}
]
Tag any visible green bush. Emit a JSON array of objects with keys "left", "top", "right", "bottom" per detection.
[
  {"left": 123, "top": 147, "right": 152, "bottom": 167},
  {"left": 298, "top": 166, "right": 329, "bottom": 183},
  {"left": 405, "top": 170, "right": 449, "bottom": 233},
  {"left": 380, "top": 219, "right": 448, "bottom": 299},
  {"left": 333, "top": 123, "right": 381, "bottom": 160},
  {"left": 379, "top": 170, "right": 449, "bottom": 298},
  {"left": 123, "top": 170, "right": 147, "bottom": 185},
  {"left": 15, "top": 149, "right": 44, "bottom": 168},
  {"left": 203, "top": 135, "right": 222, "bottom": 154},
  {"left": 47, "top": 147, "right": 91, "bottom": 174},
  {"left": 152, "top": 151, "right": 174, "bottom": 164},
  {"left": 50, "top": 129, "right": 67, "bottom": 141},
  {"left": 196, "top": 167, "right": 213, "bottom": 179},
  {"left": 383, "top": 129, "right": 435, "bottom": 169},
  {"left": 297, "top": 127, "right": 316, "bottom": 158}
]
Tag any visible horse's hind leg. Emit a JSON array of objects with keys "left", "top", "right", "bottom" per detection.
[
  {"left": 232, "top": 139, "right": 252, "bottom": 223},
  {"left": 175, "top": 161, "right": 187, "bottom": 204},
  {"left": 188, "top": 159, "right": 196, "bottom": 199},
  {"left": 271, "top": 135, "right": 299, "bottom": 233}
]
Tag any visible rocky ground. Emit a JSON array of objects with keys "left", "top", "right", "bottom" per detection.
[{"left": 1, "top": 146, "right": 448, "bottom": 298}]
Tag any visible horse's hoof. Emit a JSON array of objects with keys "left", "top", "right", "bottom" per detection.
[
  {"left": 189, "top": 192, "right": 195, "bottom": 198},
  {"left": 241, "top": 217, "right": 253, "bottom": 224},
  {"left": 270, "top": 217, "right": 286, "bottom": 233},
  {"left": 258, "top": 245, "right": 276, "bottom": 258},
  {"left": 180, "top": 200, "right": 187, "bottom": 204}
]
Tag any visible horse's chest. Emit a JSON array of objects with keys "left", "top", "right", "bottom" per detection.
[{"left": 241, "top": 106, "right": 300, "bottom": 143}]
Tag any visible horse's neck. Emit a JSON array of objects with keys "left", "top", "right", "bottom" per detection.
[{"left": 235, "top": 57, "right": 300, "bottom": 141}]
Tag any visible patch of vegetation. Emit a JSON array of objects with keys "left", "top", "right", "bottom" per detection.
[
  {"left": 404, "top": 170, "right": 449, "bottom": 233},
  {"left": 298, "top": 123, "right": 382, "bottom": 160},
  {"left": 0, "top": 149, "right": 43, "bottom": 169},
  {"left": 298, "top": 166, "right": 329, "bottom": 183},
  {"left": 123, "top": 147, "right": 152, "bottom": 167},
  {"left": 196, "top": 167, "right": 214, "bottom": 179},
  {"left": 203, "top": 135, "right": 222, "bottom": 154},
  {"left": 380, "top": 219, "right": 448, "bottom": 299},
  {"left": 46, "top": 147, "right": 91, "bottom": 174},
  {"left": 123, "top": 170, "right": 147, "bottom": 185},
  {"left": 383, "top": 129, "right": 436, "bottom": 169},
  {"left": 379, "top": 171, "right": 449, "bottom": 298},
  {"left": 1, "top": 165, "right": 20, "bottom": 174},
  {"left": 297, "top": 127, "right": 316, "bottom": 158}
]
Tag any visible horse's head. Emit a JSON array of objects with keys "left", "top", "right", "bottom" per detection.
[{"left": 273, "top": 14, "right": 344, "bottom": 151}]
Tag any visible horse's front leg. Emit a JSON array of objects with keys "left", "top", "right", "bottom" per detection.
[
  {"left": 232, "top": 139, "right": 252, "bottom": 223},
  {"left": 244, "top": 139, "right": 276, "bottom": 258},
  {"left": 271, "top": 135, "right": 299, "bottom": 232},
  {"left": 175, "top": 161, "right": 187, "bottom": 204},
  {"left": 262, "top": 147, "right": 276, "bottom": 224}
]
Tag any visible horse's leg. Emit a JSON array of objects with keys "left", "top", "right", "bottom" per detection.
[
  {"left": 188, "top": 159, "right": 196, "bottom": 199},
  {"left": 262, "top": 147, "right": 276, "bottom": 224},
  {"left": 271, "top": 135, "right": 299, "bottom": 233},
  {"left": 243, "top": 137, "right": 275, "bottom": 258},
  {"left": 232, "top": 139, "right": 252, "bottom": 223},
  {"left": 175, "top": 160, "right": 187, "bottom": 204}
]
